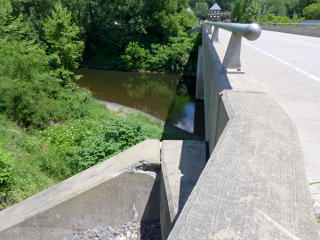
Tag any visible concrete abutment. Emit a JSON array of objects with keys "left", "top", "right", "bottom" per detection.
[{"left": 0, "top": 139, "right": 207, "bottom": 240}]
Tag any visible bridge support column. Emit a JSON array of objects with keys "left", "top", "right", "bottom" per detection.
[{"left": 195, "top": 46, "right": 204, "bottom": 101}]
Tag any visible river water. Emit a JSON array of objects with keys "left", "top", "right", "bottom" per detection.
[{"left": 75, "top": 68, "right": 200, "bottom": 133}]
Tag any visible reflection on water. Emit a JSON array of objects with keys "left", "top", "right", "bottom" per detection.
[
  {"left": 75, "top": 68, "right": 196, "bottom": 132},
  {"left": 175, "top": 103, "right": 195, "bottom": 133}
]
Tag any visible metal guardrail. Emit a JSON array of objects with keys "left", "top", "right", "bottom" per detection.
[{"left": 203, "top": 21, "right": 261, "bottom": 73}]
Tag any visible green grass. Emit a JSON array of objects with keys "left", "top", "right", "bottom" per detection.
[
  {"left": 0, "top": 100, "right": 197, "bottom": 210},
  {"left": 0, "top": 117, "right": 56, "bottom": 209}
]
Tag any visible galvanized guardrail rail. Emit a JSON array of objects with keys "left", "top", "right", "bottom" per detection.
[{"left": 203, "top": 21, "right": 261, "bottom": 73}]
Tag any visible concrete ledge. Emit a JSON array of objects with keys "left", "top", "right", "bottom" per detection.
[
  {"left": 0, "top": 140, "right": 161, "bottom": 240},
  {"left": 168, "top": 25, "right": 319, "bottom": 239},
  {"left": 261, "top": 25, "right": 320, "bottom": 38}
]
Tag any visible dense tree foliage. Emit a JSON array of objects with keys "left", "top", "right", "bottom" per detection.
[
  {"left": 194, "top": 2, "right": 210, "bottom": 20},
  {"left": 230, "top": 0, "right": 260, "bottom": 23},
  {"left": 43, "top": 3, "right": 84, "bottom": 86},
  {"left": 303, "top": 0, "right": 320, "bottom": 19},
  {"left": 296, "top": 0, "right": 318, "bottom": 15},
  {"left": 259, "top": 0, "right": 299, "bottom": 16},
  {"left": 55, "top": 0, "right": 198, "bottom": 72},
  {"left": 6, "top": 0, "right": 199, "bottom": 73}
]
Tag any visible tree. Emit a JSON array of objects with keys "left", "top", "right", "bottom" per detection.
[
  {"left": 194, "top": 2, "right": 210, "bottom": 20},
  {"left": 303, "top": 0, "right": 320, "bottom": 19},
  {"left": 266, "top": 0, "right": 287, "bottom": 16},
  {"left": 0, "top": 0, "right": 12, "bottom": 30},
  {"left": 43, "top": 2, "right": 84, "bottom": 87},
  {"left": 296, "top": 0, "right": 318, "bottom": 15},
  {"left": 231, "top": 0, "right": 245, "bottom": 22},
  {"left": 259, "top": 0, "right": 300, "bottom": 17},
  {"left": 241, "top": 1, "right": 260, "bottom": 22}
]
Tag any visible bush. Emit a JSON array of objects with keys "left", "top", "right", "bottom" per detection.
[
  {"left": 303, "top": 1, "right": 320, "bottom": 20},
  {"left": 39, "top": 115, "right": 158, "bottom": 178},
  {"left": 0, "top": 120, "right": 54, "bottom": 209},
  {"left": 260, "top": 14, "right": 304, "bottom": 26},
  {"left": 121, "top": 42, "right": 150, "bottom": 70},
  {"left": 121, "top": 32, "right": 201, "bottom": 73},
  {"left": 0, "top": 147, "right": 14, "bottom": 200}
]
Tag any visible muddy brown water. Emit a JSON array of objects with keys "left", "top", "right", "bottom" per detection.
[{"left": 75, "top": 68, "right": 202, "bottom": 133}]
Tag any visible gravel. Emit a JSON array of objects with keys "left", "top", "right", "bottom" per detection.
[{"left": 62, "top": 220, "right": 161, "bottom": 240}]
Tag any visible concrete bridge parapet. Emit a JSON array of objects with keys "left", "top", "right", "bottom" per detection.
[
  {"left": 168, "top": 24, "right": 319, "bottom": 239},
  {"left": 260, "top": 24, "right": 320, "bottom": 38}
]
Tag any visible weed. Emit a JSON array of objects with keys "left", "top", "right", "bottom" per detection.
[{"left": 310, "top": 181, "right": 320, "bottom": 204}]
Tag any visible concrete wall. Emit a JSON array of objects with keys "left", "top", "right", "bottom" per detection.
[
  {"left": 168, "top": 25, "right": 319, "bottom": 239},
  {"left": 261, "top": 25, "right": 320, "bottom": 37},
  {"left": 0, "top": 140, "right": 161, "bottom": 240},
  {"left": 201, "top": 26, "right": 231, "bottom": 154},
  {"left": 160, "top": 141, "right": 206, "bottom": 240},
  {"left": 195, "top": 46, "right": 204, "bottom": 101}
]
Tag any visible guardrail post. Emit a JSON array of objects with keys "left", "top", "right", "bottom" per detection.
[
  {"left": 211, "top": 27, "right": 219, "bottom": 42},
  {"left": 220, "top": 32, "right": 244, "bottom": 73},
  {"left": 203, "top": 22, "right": 261, "bottom": 74},
  {"left": 204, "top": 24, "right": 209, "bottom": 32}
]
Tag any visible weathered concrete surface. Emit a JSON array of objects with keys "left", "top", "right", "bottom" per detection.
[
  {"left": 169, "top": 92, "right": 319, "bottom": 239},
  {"left": 196, "top": 46, "right": 204, "bottom": 100},
  {"left": 160, "top": 140, "right": 206, "bottom": 240},
  {"left": 261, "top": 25, "right": 320, "bottom": 37},
  {"left": 0, "top": 140, "right": 160, "bottom": 240},
  {"left": 200, "top": 26, "right": 232, "bottom": 154},
  {"left": 217, "top": 29, "right": 320, "bottom": 210},
  {"left": 168, "top": 25, "right": 319, "bottom": 239}
]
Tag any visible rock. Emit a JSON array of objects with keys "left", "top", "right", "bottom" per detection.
[
  {"left": 114, "top": 234, "right": 126, "bottom": 240},
  {"left": 126, "top": 222, "right": 132, "bottom": 227}
]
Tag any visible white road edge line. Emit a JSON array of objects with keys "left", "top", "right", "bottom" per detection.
[
  {"left": 243, "top": 41, "right": 320, "bottom": 82},
  {"left": 220, "top": 31, "right": 320, "bottom": 82}
]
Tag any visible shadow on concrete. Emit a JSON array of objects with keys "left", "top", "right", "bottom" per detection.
[
  {"left": 140, "top": 169, "right": 162, "bottom": 240},
  {"left": 193, "top": 99, "right": 205, "bottom": 137},
  {"left": 176, "top": 141, "right": 206, "bottom": 225}
]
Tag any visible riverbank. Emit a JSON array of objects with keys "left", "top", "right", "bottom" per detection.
[
  {"left": 79, "top": 64, "right": 197, "bottom": 77},
  {"left": 0, "top": 99, "right": 199, "bottom": 211},
  {"left": 97, "top": 100, "right": 204, "bottom": 141}
]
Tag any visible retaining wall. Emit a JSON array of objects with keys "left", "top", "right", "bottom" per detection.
[{"left": 261, "top": 25, "right": 320, "bottom": 37}]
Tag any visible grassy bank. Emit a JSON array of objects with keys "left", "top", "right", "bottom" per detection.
[{"left": 0, "top": 99, "right": 197, "bottom": 211}]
